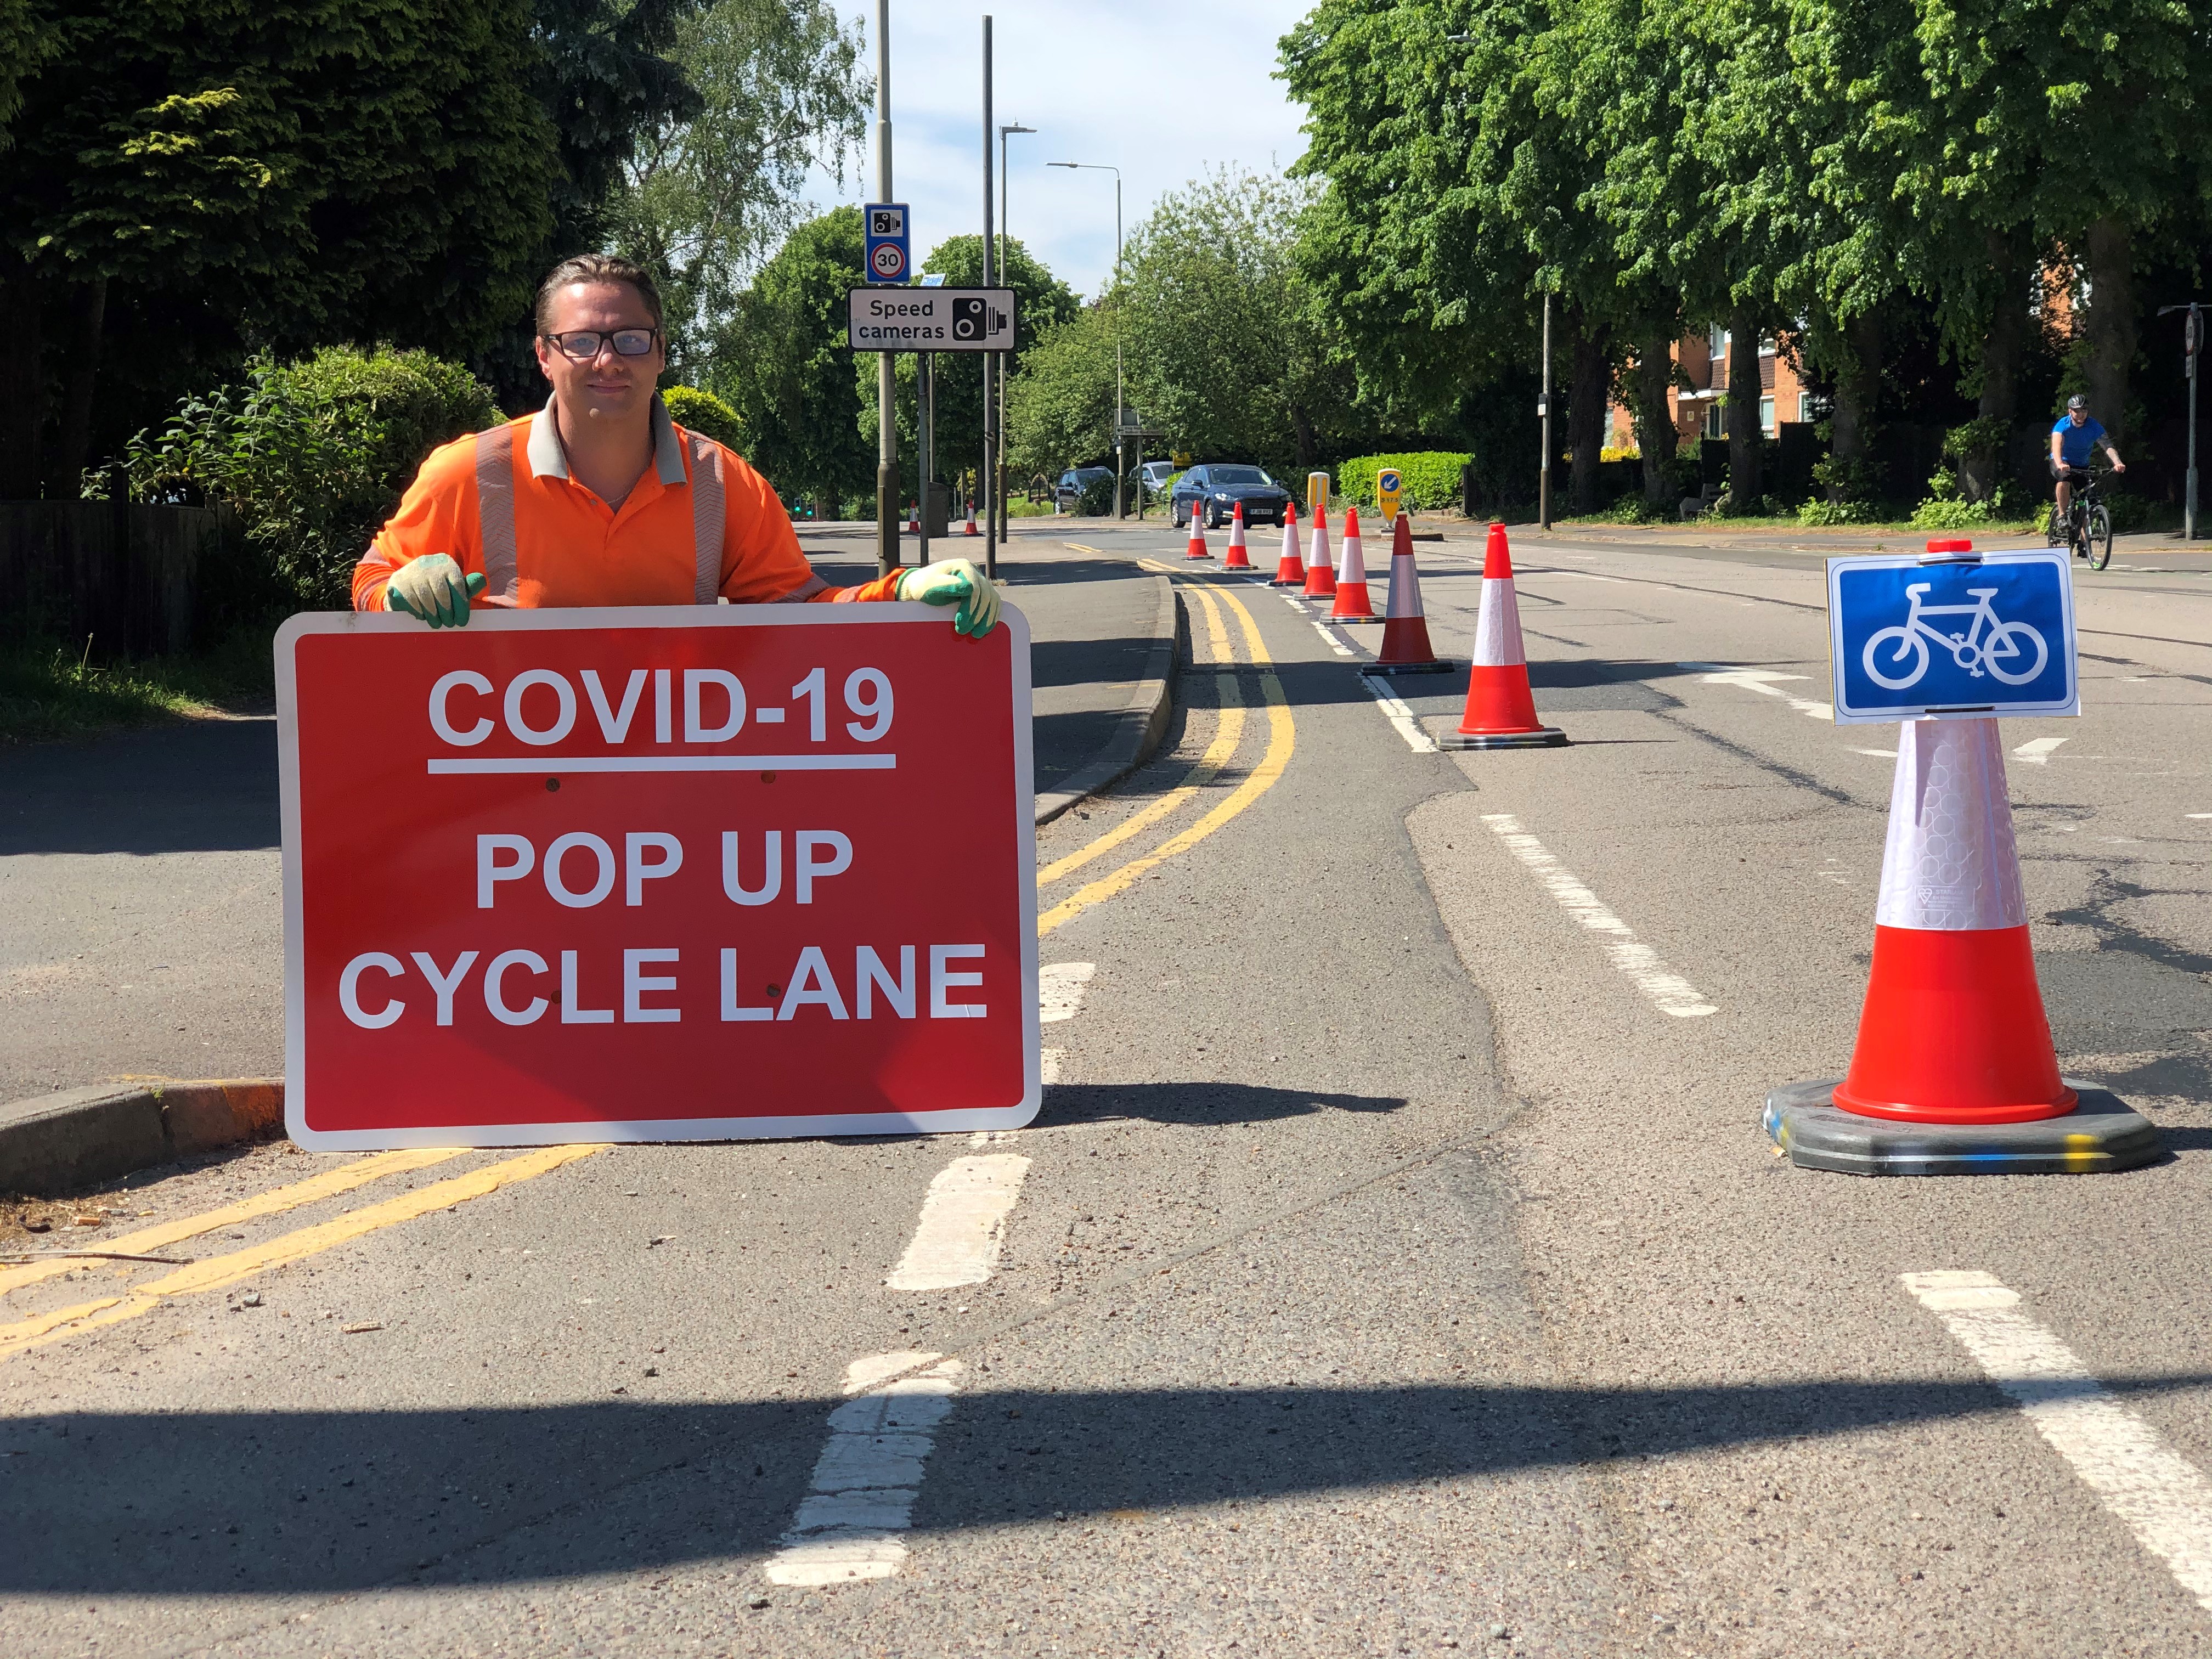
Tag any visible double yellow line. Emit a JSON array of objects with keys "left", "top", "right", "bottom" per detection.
[{"left": 1037, "top": 566, "right": 1295, "bottom": 936}]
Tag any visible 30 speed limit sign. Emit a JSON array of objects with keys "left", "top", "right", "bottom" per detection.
[{"left": 865, "top": 203, "right": 910, "bottom": 283}]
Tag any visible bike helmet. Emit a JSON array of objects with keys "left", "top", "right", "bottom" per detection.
[{"left": 2067, "top": 393, "right": 2088, "bottom": 410}]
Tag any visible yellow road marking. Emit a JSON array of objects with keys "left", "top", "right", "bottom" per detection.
[
  {"left": 0, "top": 1144, "right": 603, "bottom": 1362},
  {"left": 1038, "top": 584, "right": 1248, "bottom": 887},
  {"left": 1038, "top": 579, "right": 1294, "bottom": 938},
  {"left": 0, "top": 1147, "right": 465, "bottom": 1300}
]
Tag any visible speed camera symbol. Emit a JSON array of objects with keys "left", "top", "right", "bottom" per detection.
[{"left": 952, "top": 297, "right": 986, "bottom": 340}]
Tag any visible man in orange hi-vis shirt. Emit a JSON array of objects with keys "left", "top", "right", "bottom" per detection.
[{"left": 352, "top": 253, "right": 998, "bottom": 637}]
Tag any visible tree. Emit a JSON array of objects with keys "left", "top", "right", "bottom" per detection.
[
  {"left": 708, "top": 206, "right": 872, "bottom": 510},
  {"left": 1006, "top": 303, "right": 1120, "bottom": 479},
  {"left": 605, "top": 0, "right": 867, "bottom": 364},
  {"left": 0, "top": 0, "right": 560, "bottom": 499},
  {"left": 872, "top": 235, "right": 1079, "bottom": 498}
]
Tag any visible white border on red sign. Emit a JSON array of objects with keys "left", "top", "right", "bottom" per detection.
[{"left": 275, "top": 600, "right": 1040, "bottom": 1147}]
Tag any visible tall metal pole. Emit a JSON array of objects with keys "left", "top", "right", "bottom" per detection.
[
  {"left": 996, "top": 123, "right": 1032, "bottom": 545},
  {"left": 1539, "top": 292, "right": 1553, "bottom": 531},
  {"left": 2190, "top": 302, "right": 2201, "bottom": 542},
  {"left": 980, "top": 17, "right": 996, "bottom": 581},
  {"left": 872, "top": 0, "right": 898, "bottom": 577},
  {"left": 918, "top": 350, "right": 932, "bottom": 566}
]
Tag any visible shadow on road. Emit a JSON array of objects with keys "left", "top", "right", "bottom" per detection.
[
  {"left": 9, "top": 1370, "right": 2208, "bottom": 1593},
  {"left": 0, "top": 716, "right": 278, "bottom": 856},
  {"left": 1035, "top": 1080, "right": 1408, "bottom": 1128}
]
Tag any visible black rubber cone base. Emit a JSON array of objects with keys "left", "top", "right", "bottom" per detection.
[
  {"left": 1763, "top": 1079, "right": 2160, "bottom": 1176},
  {"left": 1440, "top": 726, "right": 1567, "bottom": 750},
  {"left": 1331, "top": 614, "right": 1385, "bottom": 625},
  {"left": 1364, "top": 659, "right": 1455, "bottom": 676}
]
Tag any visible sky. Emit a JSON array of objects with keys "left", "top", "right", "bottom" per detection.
[{"left": 807, "top": 2, "right": 1313, "bottom": 300}]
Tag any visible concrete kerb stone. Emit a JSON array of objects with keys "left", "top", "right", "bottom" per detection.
[
  {"left": 1, "top": 1079, "right": 285, "bottom": 1199},
  {"left": 1033, "top": 574, "right": 1185, "bottom": 827}
]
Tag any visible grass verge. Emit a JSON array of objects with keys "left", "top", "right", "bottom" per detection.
[{"left": 0, "top": 627, "right": 278, "bottom": 746}]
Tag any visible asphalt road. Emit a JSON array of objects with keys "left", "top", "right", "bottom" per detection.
[{"left": 3, "top": 517, "right": 2211, "bottom": 1656}]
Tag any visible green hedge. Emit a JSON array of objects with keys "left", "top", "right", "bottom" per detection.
[
  {"left": 117, "top": 345, "right": 500, "bottom": 608},
  {"left": 663, "top": 385, "right": 746, "bottom": 453},
  {"left": 1337, "top": 452, "right": 1472, "bottom": 513}
]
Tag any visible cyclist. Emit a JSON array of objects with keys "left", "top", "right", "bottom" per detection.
[{"left": 2050, "top": 394, "right": 2125, "bottom": 554}]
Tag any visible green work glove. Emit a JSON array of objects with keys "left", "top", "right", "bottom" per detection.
[
  {"left": 896, "top": 558, "right": 1001, "bottom": 638},
  {"left": 386, "top": 554, "right": 487, "bottom": 628}
]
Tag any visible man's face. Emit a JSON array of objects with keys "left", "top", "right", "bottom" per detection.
[
  {"left": 2069, "top": 408, "right": 2088, "bottom": 426},
  {"left": 534, "top": 282, "right": 665, "bottom": 427}
]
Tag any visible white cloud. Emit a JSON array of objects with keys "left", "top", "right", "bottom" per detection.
[{"left": 806, "top": 1, "right": 1311, "bottom": 299}]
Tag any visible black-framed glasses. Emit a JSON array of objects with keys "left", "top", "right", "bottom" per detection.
[{"left": 541, "top": 328, "right": 661, "bottom": 361}]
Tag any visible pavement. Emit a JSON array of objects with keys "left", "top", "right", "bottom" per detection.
[
  {"left": 2, "top": 515, "right": 2210, "bottom": 1655},
  {"left": 0, "top": 532, "right": 1173, "bottom": 1103}
]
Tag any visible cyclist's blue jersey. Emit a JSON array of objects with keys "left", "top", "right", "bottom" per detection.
[{"left": 2053, "top": 415, "right": 2107, "bottom": 467}]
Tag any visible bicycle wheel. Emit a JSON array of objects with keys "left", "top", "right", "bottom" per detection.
[
  {"left": 2088, "top": 503, "right": 2113, "bottom": 571},
  {"left": 1862, "top": 626, "right": 1929, "bottom": 691},
  {"left": 1982, "top": 619, "right": 2049, "bottom": 685}
]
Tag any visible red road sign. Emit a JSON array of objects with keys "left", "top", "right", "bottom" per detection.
[{"left": 276, "top": 604, "right": 1038, "bottom": 1147}]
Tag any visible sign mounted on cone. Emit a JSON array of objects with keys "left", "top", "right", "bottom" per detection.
[
  {"left": 848, "top": 287, "right": 1017, "bottom": 352},
  {"left": 276, "top": 606, "right": 1040, "bottom": 1148},
  {"left": 1827, "top": 545, "right": 2078, "bottom": 723}
]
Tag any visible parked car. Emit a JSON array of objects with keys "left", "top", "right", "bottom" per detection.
[
  {"left": 1139, "top": 460, "right": 1177, "bottom": 496},
  {"left": 1054, "top": 466, "right": 1114, "bottom": 514},
  {"left": 1170, "top": 464, "right": 1291, "bottom": 530}
]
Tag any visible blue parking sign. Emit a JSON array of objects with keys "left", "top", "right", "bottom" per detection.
[{"left": 1826, "top": 549, "right": 2078, "bottom": 723}]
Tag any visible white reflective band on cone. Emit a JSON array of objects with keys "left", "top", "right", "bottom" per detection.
[
  {"left": 1875, "top": 716, "right": 2028, "bottom": 932},
  {"left": 1472, "top": 578, "right": 1526, "bottom": 667},
  {"left": 1385, "top": 550, "right": 1425, "bottom": 618},
  {"left": 1338, "top": 528, "right": 1366, "bottom": 584}
]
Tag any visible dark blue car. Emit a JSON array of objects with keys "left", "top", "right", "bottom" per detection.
[{"left": 1170, "top": 464, "right": 1291, "bottom": 531}]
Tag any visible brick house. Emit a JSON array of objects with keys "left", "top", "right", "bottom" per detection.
[{"left": 1608, "top": 327, "right": 1815, "bottom": 453}]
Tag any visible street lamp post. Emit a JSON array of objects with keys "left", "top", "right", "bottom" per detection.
[
  {"left": 980, "top": 17, "right": 995, "bottom": 580},
  {"left": 2158, "top": 301, "right": 2203, "bottom": 540},
  {"left": 872, "top": 0, "right": 898, "bottom": 577},
  {"left": 1049, "top": 161, "right": 1121, "bottom": 516},
  {"left": 997, "top": 122, "right": 1035, "bottom": 543}
]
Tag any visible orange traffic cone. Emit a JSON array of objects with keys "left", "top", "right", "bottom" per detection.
[
  {"left": 1368, "top": 512, "right": 1451, "bottom": 675},
  {"left": 1832, "top": 717, "right": 2074, "bottom": 1124},
  {"left": 1186, "top": 511, "right": 1212, "bottom": 559},
  {"left": 1301, "top": 506, "right": 1338, "bottom": 599},
  {"left": 1269, "top": 501, "right": 1306, "bottom": 588},
  {"left": 1441, "top": 523, "right": 1565, "bottom": 748},
  {"left": 963, "top": 504, "right": 979, "bottom": 537},
  {"left": 1223, "top": 503, "right": 1252, "bottom": 568},
  {"left": 906, "top": 503, "right": 921, "bottom": 534},
  {"left": 1329, "top": 505, "right": 1378, "bottom": 622}
]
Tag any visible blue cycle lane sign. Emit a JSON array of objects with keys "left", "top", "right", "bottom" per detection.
[{"left": 1827, "top": 546, "right": 2079, "bottom": 723}]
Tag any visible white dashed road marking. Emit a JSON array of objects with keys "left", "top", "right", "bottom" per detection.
[
  {"left": 1358, "top": 672, "right": 1441, "bottom": 754},
  {"left": 764, "top": 1353, "right": 963, "bottom": 1586},
  {"left": 885, "top": 1155, "right": 1031, "bottom": 1290},
  {"left": 1039, "top": 961, "right": 1096, "bottom": 1023},
  {"left": 1903, "top": 1270, "right": 2212, "bottom": 1611},
  {"left": 2013, "top": 737, "right": 2069, "bottom": 765},
  {"left": 1481, "top": 814, "right": 1717, "bottom": 1017}
]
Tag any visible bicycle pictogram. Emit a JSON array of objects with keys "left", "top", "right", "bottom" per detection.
[{"left": 1860, "top": 583, "right": 2050, "bottom": 691}]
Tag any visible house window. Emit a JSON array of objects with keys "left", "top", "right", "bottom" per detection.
[
  {"left": 1759, "top": 396, "right": 1776, "bottom": 437},
  {"left": 1799, "top": 391, "right": 1816, "bottom": 423},
  {"left": 1705, "top": 403, "right": 1726, "bottom": 440}
]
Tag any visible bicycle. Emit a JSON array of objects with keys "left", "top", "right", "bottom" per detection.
[
  {"left": 1861, "top": 582, "right": 2050, "bottom": 690},
  {"left": 2048, "top": 462, "right": 2114, "bottom": 572}
]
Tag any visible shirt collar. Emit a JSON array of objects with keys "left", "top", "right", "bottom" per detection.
[{"left": 528, "top": 392, "right": 689, "bottom": 487}]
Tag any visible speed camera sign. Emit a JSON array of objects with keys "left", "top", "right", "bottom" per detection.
[{"left": 864, "top": 204, "right": 910, "bottom": 284}]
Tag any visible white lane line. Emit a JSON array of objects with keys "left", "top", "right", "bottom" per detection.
[
  {"left": 1310, "top": 619, "right": 1355, "bottom": 657},
  {"left": 1039, "top": 961, "right": 1096, "bottom": 1023},
  {"left": 885, "top": 1155, "right": 1031, "bottom": 1290},
  {"left": 1680, "top": 661, "right": 1833, "bottom": 721},
  {"left": 1480, "top": 813, "right": 1717, "bottom": 1017},
  {"left": 1903, "top": 1270, "right": 2212, "bottom": 1611},
  {"left": 1853, "top": 748, "right": 1898, "bottom": 758},
  {"left": 1358, "top": 672, "right": 1441, "bottom": 754},
  {"left": 764, "top": 1352, "right": 963, "bottom": 1586},
  {"left": 2189, "top": 813, "right": 2212, "bottom": 820},
  {"left": 2014, "top": 736, "right": 2069, "bottom": 766}
]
